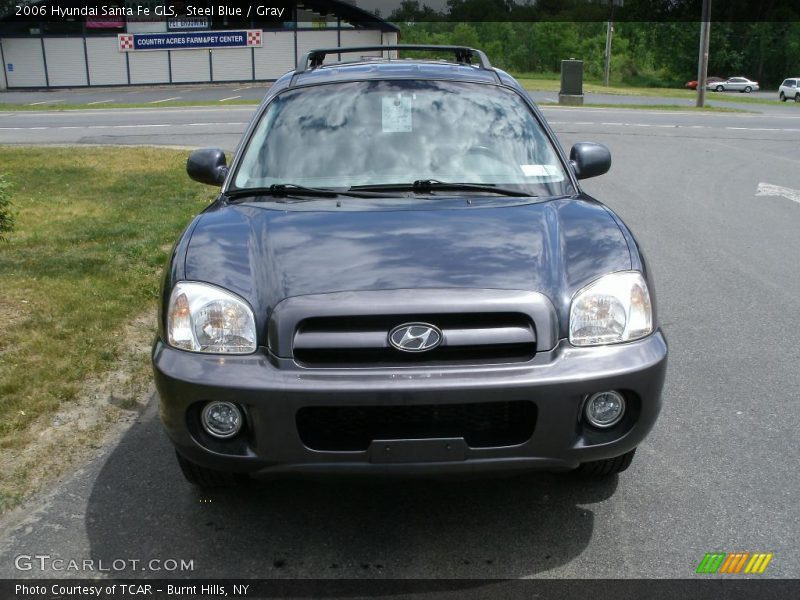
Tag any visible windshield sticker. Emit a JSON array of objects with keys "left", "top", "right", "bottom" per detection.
[
  {"left": 382, "top": 95, "right": 413, "bottom": 133},
  {"left": 521, "top": 164, "right": 561, "bottom": 177}
]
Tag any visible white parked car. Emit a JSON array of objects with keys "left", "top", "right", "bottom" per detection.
[
  {"left": 708, "top": 77, "right": 759, "bottom": 93},
  {"left": 779, "top": 78, "right": 800, "bottom": 102}
]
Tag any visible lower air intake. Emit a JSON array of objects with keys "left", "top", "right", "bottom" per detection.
[{"left": 296, "top": 401, "right": 537, "bottom": 451}]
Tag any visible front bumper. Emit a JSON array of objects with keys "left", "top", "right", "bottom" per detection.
[{"left": 153, "top": 332, "right": 667, "bottom": 476}]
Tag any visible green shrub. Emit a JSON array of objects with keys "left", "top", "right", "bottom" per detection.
[{"left": 0, "top": 173, "right": 14, "bottom": 241}]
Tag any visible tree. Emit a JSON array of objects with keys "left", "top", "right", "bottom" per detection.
[
  {"left": 0, "top": 174, "right": 15, "bottom": 242},
  {"left": 388, "top": 1, "right": 443, "bottom": 22},
  {"left": 451, "top": 22, "right": 480, "bottom": 48}
]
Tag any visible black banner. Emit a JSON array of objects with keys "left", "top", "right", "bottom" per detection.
[
  {"left": 2, "top": 0, "right": 800, "bottom": 24},
  {"left": 3, "top": 579, "right": 800, "bottom": 600}
]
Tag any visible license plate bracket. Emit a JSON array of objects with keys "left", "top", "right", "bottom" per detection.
[{"left": 368, "top": 438, "right": 467, "bottom": 463}]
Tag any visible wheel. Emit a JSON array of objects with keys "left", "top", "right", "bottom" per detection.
[
  {"left": 744, "top": 86, "right": 752, "bottom": 93},
  {"left": 175, "top": 451, "right": 237, "bottom": 487},
  {"left": 576, "top": 448, "right": 636, "bottom": 478},
  {"left": 780, "top": 92, "right": 786, "bottom": 102},
  {"left": 715, "top": 85, "right": 724, "bottom": 92},
  {"left": 795, "top": 93, "right": 800, "bottom": 103}
]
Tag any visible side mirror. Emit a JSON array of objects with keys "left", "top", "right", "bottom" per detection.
[
  {"left": 187, "top": 148, "right": 228, "bottom": 186},
  {"left": 570, "top": 142, "right": 611, "bottom": 180}
]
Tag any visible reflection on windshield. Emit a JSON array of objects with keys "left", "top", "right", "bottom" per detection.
[{"left": 234, "top": 80, "right": 572, "bottom": 197}]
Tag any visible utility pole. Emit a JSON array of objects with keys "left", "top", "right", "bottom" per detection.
[
  {"left": 603, "top": 0, "right": 622, "bottom": 87},
  {"left": 603, "top": 19, "right": 613, "bottom": 86},
  {"left": 696, "top": 0, "right": 712, "bottom": 107}
]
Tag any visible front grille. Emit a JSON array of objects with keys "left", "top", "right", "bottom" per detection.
[
  {"left": 296, "top": 401, "right": 537, "bottom": 451},
  {"left": 293, "top": 312, "right": 536, "bottom": 368}
]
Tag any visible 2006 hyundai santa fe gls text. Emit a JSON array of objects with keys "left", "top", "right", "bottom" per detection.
[{"left": 152, "top": 45, "right": 668, "bottom": 487}]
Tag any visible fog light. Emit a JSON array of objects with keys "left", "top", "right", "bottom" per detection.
[
  {"left": 201, "top": 401, "right": 243, "bottom": 439},
  {"left": 584, "top": 391, "right": 625, "bottom": 428}
]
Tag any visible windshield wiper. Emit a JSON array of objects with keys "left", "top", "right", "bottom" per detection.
[
  {"left": 225, "top": 184, "right": 396, "bottom": 201},
  {"left": 349, "top": 179, "right": 533, "bottom": 197},
  {"left": 225, "top": 184, "right": 338, "bottom": 200}
]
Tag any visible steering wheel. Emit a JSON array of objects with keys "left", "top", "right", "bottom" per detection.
[
  {"left": 463, "top": 145, "right": 524, "bottom": 178},
  {"left": 465, "top": 145, "right": 505, "bottom": 162}
]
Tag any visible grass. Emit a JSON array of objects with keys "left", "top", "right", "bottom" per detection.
[
  {"left": 513, "top": 73, "right": 697, "bottom": 97},
  {"left": 0, "top": 147, "right": 214, "bottom": 511},
  {"left": 700, "top": 94, "right": 789, "bottom": 107},
  {"left": 540, "top": 102, "right": 751, "bottom": 113},
  {"left": 513, "top": 73, "right": 787, "bottom": 106}
]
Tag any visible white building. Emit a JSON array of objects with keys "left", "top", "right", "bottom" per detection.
[{"left": 0, "top": 1, "right": 399, "bottom": 90}]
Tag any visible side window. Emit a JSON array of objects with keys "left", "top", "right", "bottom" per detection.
[{"left": 791, "top": 80, "right": 798, "bottom": 88}]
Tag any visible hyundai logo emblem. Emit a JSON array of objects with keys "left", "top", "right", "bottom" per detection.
[{"left": 388, "top": 323, "right": 443, "bottom": 353}]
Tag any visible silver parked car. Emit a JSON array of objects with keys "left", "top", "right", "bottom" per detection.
[
  {"left": 779, "top": 78, "right": 800, "bottom": 102},
  {"left": 708, "top": 77, "right": 759, "bottom": 93}
]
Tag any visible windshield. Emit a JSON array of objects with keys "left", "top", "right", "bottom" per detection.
[{"left": 233, "top": 80, "right": 572, "bottom": 197}]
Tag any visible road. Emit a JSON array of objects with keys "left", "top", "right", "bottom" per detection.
[
  {"left": 0, "top": 104, "right": 799, "bottom": 579},
  {"left": 0, "top": 105, "right": 254, "bottom": 148},
  {"left": 2, "top": 103, "right": 800, "bottom": 149},
  {"left": 1, "top": 81, "right": 793, "bottom": 111}
]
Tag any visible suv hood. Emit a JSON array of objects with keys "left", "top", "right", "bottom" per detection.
[{"left": 184, "top": 196, "right": 631, "bottom": 326}]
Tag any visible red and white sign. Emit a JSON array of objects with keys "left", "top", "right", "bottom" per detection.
[
  {"left": 118, "top": 34, "right": 134, "bottom": 51},
  {"left": 247, "top": 30, "right": 262, "bottom": 47}
]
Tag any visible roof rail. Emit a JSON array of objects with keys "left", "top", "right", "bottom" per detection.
[{"left": 296, "top": 45, "right": 493, "bottom": 74}]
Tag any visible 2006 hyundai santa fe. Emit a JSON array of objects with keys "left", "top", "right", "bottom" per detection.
[{"left": 152, "top": 45, "right": 668, "bottom": 487}]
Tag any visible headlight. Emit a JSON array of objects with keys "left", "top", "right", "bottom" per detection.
[
  {"left": 569, "top": 271, "right": 652, "bottom": 347},
  {"left": 167, "top": 282, "right": 257, "bottom": 354}
]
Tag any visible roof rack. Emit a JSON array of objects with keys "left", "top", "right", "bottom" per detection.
[{"left": 296, "top": 45, "right": 493, "bottom": 74}]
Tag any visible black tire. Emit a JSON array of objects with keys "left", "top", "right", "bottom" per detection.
[
  {"left": 780, "top": 92, "right": 786, "bottom": 102},
  {"left": 576, "top": 449, "right": 636, "bottom": 478},
  {"left": 715, "top": 85, "right": 724, "bottom": 92},
  {"left": 175, "top": 451, "right": 237, "bottom": 487},
  {"left": 795, "top": 93, "right": 800, "bottom": 103},
  {"left": 744, "top": 86, "right": 752, "bottom": 93}
]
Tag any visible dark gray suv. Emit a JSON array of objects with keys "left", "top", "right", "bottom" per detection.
[{"left": 152, "top": 46, "right": 667, "bottom": 486}]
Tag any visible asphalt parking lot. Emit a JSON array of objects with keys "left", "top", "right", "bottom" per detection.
[
  {"left": 0, "top": 100, "right": 799, "bottom": 579},
  {"left": 0, "top": 83, "right": 272, "bottom": 106},
  {"left": 0, "top": 81, "right": 793, "bottom": 110}
]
